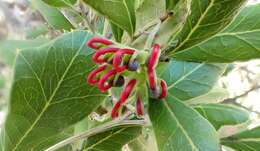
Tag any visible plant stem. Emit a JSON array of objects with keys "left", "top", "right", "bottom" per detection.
[
  {"left": 45, "top": 119, "right": 147, "bottom": 151},
  {"left": 144, "top": 21, "right": 161, "bottom": 50}
]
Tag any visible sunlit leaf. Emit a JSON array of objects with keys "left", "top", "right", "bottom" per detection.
[
  {"left": 42, "top": 0, "right": 77, "bottom": 7},
  {"left": 173, "top": 3, "right": 260, "bottom": 62},
  {"left": 222, "top": 126, "right": 260, "bottom": 151},
  {"left": 83, "top": 125, "right": 142, "bottom": 151},
  {"left": 1, "top": 31, "right": 106, "bottom": 150},
  {"left": 0, "top": 37, "right": 49, "bottom": 66},
  {"left": 166, "top": 0, "right": 246, "bottom": 55},
  {"left": 194, "top": 104, "right": 249, "bottom": 130},
  {"left": 159, "top": 60, "right": 226, "bottom": 101},
  {"left": 83, "top": 0, "right": 136, "bottom": 36},
  {"left": 149, "top": 96, "right": 220, "bottom": 151},
  {"left": 31, "top": 0, "right": 74, "bottom": 30}
]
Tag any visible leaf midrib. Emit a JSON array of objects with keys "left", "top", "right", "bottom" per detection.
[
  {"left": 167, "top": 63, "right": 204, "bottom": 90},
  {"left": 84, "top": 127, "right": 127, "bottom": 151},
  {"left": 173, "top": 29, "right": 260, "bottom": 57},
  {"left": 223, "top": 138, "right": 260, "bottom": 143},
  {"left": 11, "top": 33, "right": 89, "bottom": 151},
  {"left": 173, "top": 0, "right": 214, "bottom": 51},
  {"left": 122, "top": 0, "right": 134, "bottom": 35},
  {"left": 163, "top": 100, "right": 199, "bottom": 151}
]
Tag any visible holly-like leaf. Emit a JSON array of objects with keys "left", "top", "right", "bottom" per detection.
[
  {"left": 0, "top": 37, "right": 49, "bottom": 66},
  {"left": 166, "top": 0, "right": 246, "bottom": 55},
  {"left": 42, "top": 0, "right": 77, "bottom": 7},
  {"left": 194, "top": 104, "right": 249, "bottom": 130},
  {"left": 221, "top": 126, "right": 260, "bottom": 151},
  {"left": 173, "top": 3, "right": 260, "bottom": 62},
  {"left": 83, "top": 125, "right": 142, "bottom": 151},
  {"left": 83, "top": 0, "right": 136, "bottom": 36},
  {"left": 149, "top": 96, "right": 220, "bottom": 151},
  {"left": 31, "top": 0, "right": 74, "bottom": 31},
  {"left": 159, "top": 60, "right": 226, "bottom": 101},
  {"left": 110, "top": 22, "right": 124, "bottom": 42},
  {"left": 0, "top": 31, "right": 106, "bottom": 150}
]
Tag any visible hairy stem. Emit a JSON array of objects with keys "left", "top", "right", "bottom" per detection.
[{"left": 45, "top": 118, "right": 147, "bottom": 151}]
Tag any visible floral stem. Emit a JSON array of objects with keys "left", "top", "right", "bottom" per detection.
[{"left": 45, "top": 119, "right": 147, "bottom": 151}]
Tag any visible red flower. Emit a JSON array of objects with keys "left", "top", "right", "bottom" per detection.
[
  {"left": 86, "top": 37, "right": 169, "bottom": 119},
  {"left": 119, "top": 79, "right": 137, "bottom": 104},
  {"left": 159, "top": 80, "right": 167, "bottom": 99},
  {"left": 113, "top": 48, "right": 135, "bottom": 72},
  {"left": 148, "top": 68, "right": 157, "bottom": 90},
  {"left": 98, "top": 69, "right": 118, "bottom": 92},
  {"left": 148, "top": 44, "right": 161, "bottom": 70},
  {"left": 87, "top": 36, "right": 113, "bottom": 49},
  {"left": 92, "top": 47, "right": 119, "bottom": 63},
  {"left": 111, "top": 101, "right": 121, "bottom": 119},
  {"left": 136, "top": 95, "right": 143, "bottom": 117},
  {"left": 87, "top": 64, "right": 107, "bottom": 85}
]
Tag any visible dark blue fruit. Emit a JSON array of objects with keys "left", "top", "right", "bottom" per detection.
[
  {"left": 128, "top": 60, "right": 140, "bottom": 71},
  {"left": 114, "top": 76, "right": 125, "bottom": 87}
]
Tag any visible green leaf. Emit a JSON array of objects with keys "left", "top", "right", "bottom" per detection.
[
  {"left": 1, "top": 31, "right": 106, "bottom": 150},
  {"left": 166, "top": 0, "right": 180, "bottom": 10},
  {"left": 221, "top": 126, "right": 260, "bottom": 151},
  {"left": 159, "top": 60, "right": 226, "bottom": 101},
  {"left": 26, "top": 24, "right": 49, "bottom": 39},
  {"left": 31, "top": 0, "right": 74, "bottom": 31},
  {"left": 185, "top": 86, "right": 229, "bottom": 105},
  {"left": 73, "top": 118, "right": 90, "bottom": 150},
  {"left": 166, "top": 0, "right": 246, "bottom": 55},
  {"left": 83, "top": 0, "right": 136, "bottom": 36},
  {"left": 154, "top": 0, "right": 190, "bottom": 47},
  {"left": 110, "top": 22, "right": 124, "bottom": 42},
  {"left": 83, "top": 125, "right": 142, "bottom": 151},
  {"left": 128, "top": 128, "right": 158, "bottom": 151},
  {"left": 173, "top": 4, "right": 260, "bottom": 63},
  {"left": 194, "top": 104, "right": 249, "bottom": 130},
  {"left": 42, "top": 0, "right": 77, "bottom": 7},
  {"left": 135, "top": 0, "right": 165, "bottom": 32},
  {"left": 0, "top": 37, "right": 49, "bottom": 66},
  {"left": 149, "top": 96, "right": 220, "bottom": 151}
]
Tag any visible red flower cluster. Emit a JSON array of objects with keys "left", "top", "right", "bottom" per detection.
[{"left": 86, "top": 36, "right": 167, "bottom": 119}]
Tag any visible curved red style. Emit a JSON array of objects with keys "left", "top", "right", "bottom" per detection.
[
  {"left": 92, "top": 47, "right": 119, "bottom": 63},
  {"left": 148, "top": 68, "right": 156, "bottom": 90},
  {"left": 119, "top": 79, "right": 137, "bottom": 104},
  {"left": 87, "top": 64, "right": 107, "bottom": 85},
  {"left": 113, "top": 48, "right": 135, "bottom": 72},
  {"left": 98, "top": 69, "right": 118, "bottom": 92},
  {"left": 148, "top": 44, "right": 161, "bottom": 70},
  {"left": 87, "top": 37, "right": 113, "bottom": 49},
  {"left": 111, "top": 101, "right": 121, "bottom": 119},
  {"left": 159, "top": 80, "right": 167, "bottom": 99},
  {"left": 136, "top": 95, "right": 143, "bottom": 117}
]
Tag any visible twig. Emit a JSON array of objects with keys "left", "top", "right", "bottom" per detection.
[
  {"left": 223, "top": 85, "right": 260, "bottom": 103},
  {"left": 222, "top": 85, "right": 260, "bottom": 115},
  {"left": 133, "top": 11, "right": 173, "bottom": 40},
  {"left": 144, "top": 21, "right": 161, "bottom": 50},
  {"left": 45, "top": 119, "right": 147, "bottom": 151}
]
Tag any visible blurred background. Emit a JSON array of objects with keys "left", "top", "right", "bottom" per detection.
[{"left": 0, "top": 0, "right": 260, "bottom": 150}]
